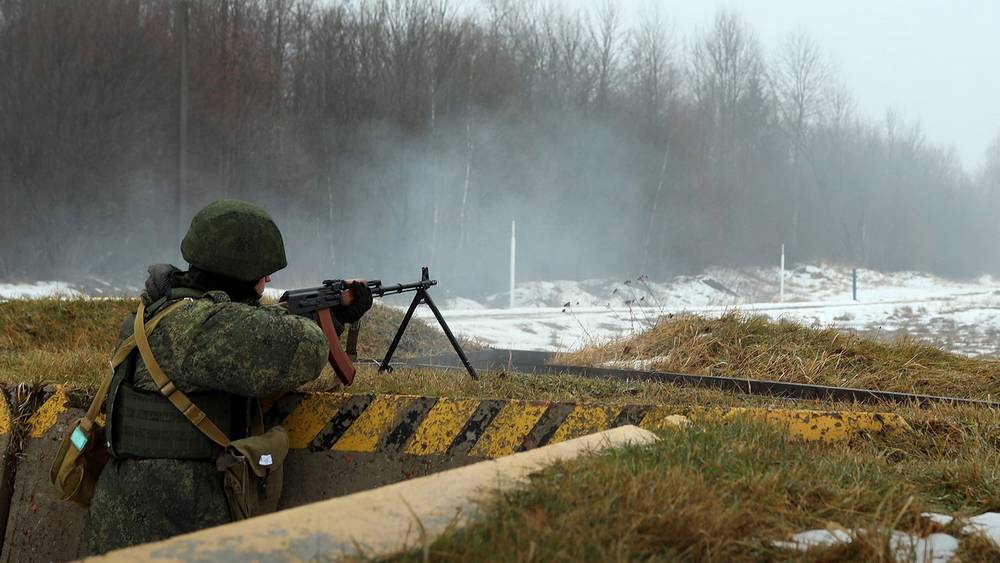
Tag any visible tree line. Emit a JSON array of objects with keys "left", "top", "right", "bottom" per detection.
[{"left": 2, "top": 0, "right": 999, "bottom": 293}]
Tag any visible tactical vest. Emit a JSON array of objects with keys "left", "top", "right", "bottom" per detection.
[{"left": 106, "top": 289, "right": 251, "bottom": 461}]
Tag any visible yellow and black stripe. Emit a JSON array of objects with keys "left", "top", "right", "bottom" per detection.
[
  {"left": 265, "top": 393, "right": 911, "bottom": 456},
  {"left": 23, "top": 388, "right": 911, "bottom": 456}
]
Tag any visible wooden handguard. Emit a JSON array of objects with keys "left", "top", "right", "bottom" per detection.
[{"left": 316, "top": 308, "right": 356, "bottom": 385}]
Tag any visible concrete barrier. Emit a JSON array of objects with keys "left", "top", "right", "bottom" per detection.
[
  {"left": 90, "top": 426, "right": 661, "bottom": 562},
  {"left": 0, "top": 389, "right": 911, "bottom": 561},
  {"left": 1, "top": 387, "right": 88, "bottom": 563},
  {"left": 269, "top": 393, "right": 907, "bottom": 506},
  {"left": 271, "top": 393, "right": 908, "bottom": 456},
  {"left": 0, "top": 389, "right": 14, "bottom": 552}
]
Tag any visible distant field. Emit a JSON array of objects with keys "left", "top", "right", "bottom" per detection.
[
  {"left": 430, "top": 264, "right": 1000, "bottom": 357},
  {"left": 5, "top": 298, "right": 1000, "bottom": 403}
]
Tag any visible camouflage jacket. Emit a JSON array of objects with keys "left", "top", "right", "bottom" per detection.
[
  {"left": 87, "top": 282, "right": 328, "bottom": 554},
  {"left": 129, "top": 290, "right": 328, "bottom": 397}
]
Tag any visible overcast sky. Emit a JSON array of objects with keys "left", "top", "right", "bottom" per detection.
[{"left": 555, "top": 0, "right": 1000, "bottom": 173}]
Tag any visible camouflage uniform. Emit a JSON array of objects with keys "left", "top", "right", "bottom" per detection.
[{"left": 86, "top": 200, "right": 330, "bottom": 554}]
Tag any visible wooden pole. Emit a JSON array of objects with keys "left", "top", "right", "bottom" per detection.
[{"left": 177, "top": 0, "right": 189, "bottom": 245}]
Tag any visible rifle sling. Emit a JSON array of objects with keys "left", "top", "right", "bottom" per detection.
[
  {"left": 134, "top": 300, "right": 231, "bottom": 448},
  {"left": 346, "top": 320, "right": 361, "bottom": 361}
]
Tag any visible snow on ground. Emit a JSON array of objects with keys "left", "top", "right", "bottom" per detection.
[
  {"left": 772, "top": 527, "right": 958, "bottom": 562},
  {"left": 424, "top": 264, "right": 1000, "bottom": 356},
  {"left": 5, "top": 264, "right": 1000, "bottom": 357},
  {"left": 772, "top": 511, "right": 1000, "bottom": 562},
  {"left": 0, "top": 281, "right": 81, "bottom": 299}
]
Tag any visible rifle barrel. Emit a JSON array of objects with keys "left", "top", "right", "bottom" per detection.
[{"left": 373, "top": 279, "right": 437, "bottom": 297}]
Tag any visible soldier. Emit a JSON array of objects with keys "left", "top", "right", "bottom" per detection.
[{"left": 86, "top": 199, "right": 372, "bottom": 554}]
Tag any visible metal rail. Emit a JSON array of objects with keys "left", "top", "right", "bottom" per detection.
[{"left": 394, "top": 349, "right": 1000, "bottom": 409}]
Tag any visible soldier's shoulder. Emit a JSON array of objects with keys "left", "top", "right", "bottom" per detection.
[{"left": 165, "top": 293, "right": 318, "bottom": 338}]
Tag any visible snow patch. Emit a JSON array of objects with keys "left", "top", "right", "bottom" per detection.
[
  {"left": 772, "top": 528, "right": 958, "bottom": 562},
  {"left": 600, "top": 356, "right": 672, "bottom": 370},
  {"left": 440, "top": 297, "right": 487, "bottom": 310},
  {"left": 421, "top": 264, "right": 1000, "bottom": 356},
  {"left": 0, "top": 281, "right": 81, "bottom": 300},
  {"left": 922, "top": 512, "right": 1000, "bottom": 548},
  {"left": 773, "top": 512, "right": 1000, "bottom": 562}
]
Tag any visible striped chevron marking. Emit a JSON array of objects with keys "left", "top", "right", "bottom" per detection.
[
  {"left": 24, "top": 389, "right": 911, "bottom": 453},
  {"left": 264, "top": 393, "right": 912, "bottom": 455}
]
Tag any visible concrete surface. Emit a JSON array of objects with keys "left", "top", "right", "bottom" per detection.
[
  {"left": 1, "top": 388, "right": 88, "bottom": 562},
  {"left": 0, "top": 389, "right": 14, "bottom": 552},
  {"left": 90, "top": 425, "right": 660, "bottom": 562}
]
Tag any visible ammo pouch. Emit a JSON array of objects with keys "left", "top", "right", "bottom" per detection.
[
  {"left": 216, "top": 426, "right": 289, "bottom": 520},
  {"left": 49, "top": 300, "right": 188, "bottom": 506},
  {"left": 130, "top": 300, "right": 288, "bottom": 522},
  {"left": 111, "top": 384, "right": 247, "bottom": 461}
]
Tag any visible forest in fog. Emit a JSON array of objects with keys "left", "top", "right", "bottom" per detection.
[{"left": 2, "top": 0, "right": 999, "bottom": 293}]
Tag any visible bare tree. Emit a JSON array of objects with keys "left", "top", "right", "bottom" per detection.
[
  {"left": 690, "top": 10, "right": 766, "bottom": 163},
  {"left": 981, "top": 130, "right": 1000, "bottom": 194},
  {"left": 770, "top": 31, "right": 831, "bottom": 245},
  {"left": 771, "top": 31, "right": 830, "bottom": 152},
  {"left": 588, "top": 0, "right": 620, "bottom": 112},
  {"left": 625, "top": 6, "right": 676, "bottom": 123},
  {"left": 0, "top": 0, "right": 991, "bottom": 283}
]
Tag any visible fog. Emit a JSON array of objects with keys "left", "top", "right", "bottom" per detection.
[
  {"left": 1, "top": 0, "right": 998, "bottom": 300},
  {"left": 569, "top": 0, "right": 1000, "bottom": 172}
]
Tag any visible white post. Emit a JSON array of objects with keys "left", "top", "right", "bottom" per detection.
[
  {"left": 780, "top": 243, "right": 785, "bottom": 303},
  {"left": 510, "top": 220, "right": 516, "bottom": 309}
]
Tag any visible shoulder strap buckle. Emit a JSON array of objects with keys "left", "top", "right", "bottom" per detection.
[{"left": 133, "top": 301, "right": 232, "bottom": 448}]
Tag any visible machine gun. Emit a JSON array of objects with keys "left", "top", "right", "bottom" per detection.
[{"left": 279, "top": 267, "right": 477, "bottom": 385}]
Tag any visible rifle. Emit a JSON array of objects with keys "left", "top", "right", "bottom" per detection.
[{"left": 279, "top": 267, "right": 478, "bottom": 385}]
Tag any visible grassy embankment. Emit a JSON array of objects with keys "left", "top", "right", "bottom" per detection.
[
  {"left": 5, "top": 300, "right": 999, "bottom": 405},
  {"left": 391, "top": 415, "right": 1000, "bottom": 562},
  {"left": 383, "top": 314, "right": 1000, "bottom": 562},
  {"left": 5, "top": 300, "right": 1000, "bottom": 559},
  {"left": 0, "top": 298, "right": 452, "bottom": 394}
]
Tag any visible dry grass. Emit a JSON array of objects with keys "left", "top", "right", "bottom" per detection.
[
  {"left": 0, "top": 298, "right": 452, "bottom": 393},
  {"left": 557, "top": 312, "right": 1000, "bottom": 401},
  {"left": 371, "top": 312, "right": 1000, "bottom": 562},
  {"left": 390, "top": 413, "right": 1000, "bottom": 562}
]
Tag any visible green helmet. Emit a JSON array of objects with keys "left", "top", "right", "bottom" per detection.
[{"left": 180, "top": 199, "right": 287, "bottom": 282}]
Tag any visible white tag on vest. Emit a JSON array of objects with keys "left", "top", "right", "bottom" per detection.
[{"left": 259, "top": 454, "right": 273, "bottom": 466}]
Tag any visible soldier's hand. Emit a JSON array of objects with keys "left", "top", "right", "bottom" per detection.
[{"left": 334, "top": 281, "right": 373, "bottom": 324}]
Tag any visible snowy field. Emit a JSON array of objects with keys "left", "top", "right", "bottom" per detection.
[
  {"left": 423, "top": 265, "right": 1000, "bottom": 357},
  {"left": 4, "top": 264, "right": 1000, "bottom": 357}
]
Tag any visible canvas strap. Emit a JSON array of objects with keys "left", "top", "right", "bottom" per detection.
[
  {"left": 133, "top": 300, "right": 231, "bottom": 447},
  {"left": 82, "top": 300, "right": 189, "bottom": 424},
  {"left": 346, "top": 320, "right": 361, "bottom": 361}
]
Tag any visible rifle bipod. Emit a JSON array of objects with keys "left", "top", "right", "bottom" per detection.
[{"left": 379, "top": 267, "right": 479, "bottom": 380}]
